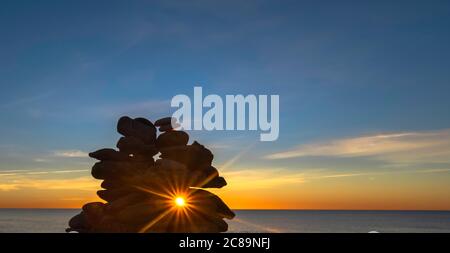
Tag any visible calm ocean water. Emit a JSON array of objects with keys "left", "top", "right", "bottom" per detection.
[{"left": 1, "top": 209, "right": 450, "bottom": 233}]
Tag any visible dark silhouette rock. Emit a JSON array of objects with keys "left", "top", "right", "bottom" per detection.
[
  {"left": 117, "top": 116, "right": 156, "bottom": 144},
  {"left": 89, "top": 149, "right": 132, "bottom": 161},
  {"left": 201, "top": 176, "right": 227, "bottom": 188},
  {"left": 154, "top": 117, "right": 175, "bottom": 126},
  {"left": 116, "top": 136, "right": 158, "bottom": 158},
  {"left": 159, "top": 142, "right": 214, "bottom": 171},
  {"left": 155, "top": 131, "right": 189, "bottom": 149},
  {"left": 158, "top": 122, "right": 181, "bottom": 132},
  {"left": 100, "top": 180, "right": 121, "bottom": 190},
  {"left": 67, "top": 116, "right": 234, "bottom": 233},
  {"left": 154, "top": 117, "right": 181, "bottom": 132},
  {"left": 91, "top": 161, "right": 148, "bottom": 180}
]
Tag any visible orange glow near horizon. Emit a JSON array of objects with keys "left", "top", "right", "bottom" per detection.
[
  {"left": 1, "top": 166, "right": 450, "bottom": 210},
  {"left": 1, "top": 177, "right": 450, "bottom": 210}
]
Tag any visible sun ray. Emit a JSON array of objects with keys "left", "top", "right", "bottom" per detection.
[
  {"left": 220, "top": 143, "right": 256, "bottom": 171},
  {"left": 133, "top": 185, "right": 173, "bottom": 200},
  {"left": 138, "top": 207, "right": 174, "bottom": 233}
]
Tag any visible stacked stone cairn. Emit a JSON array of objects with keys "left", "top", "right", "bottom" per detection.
[{"left": 67, "top": 116, "right": 234, "bottom": 233}]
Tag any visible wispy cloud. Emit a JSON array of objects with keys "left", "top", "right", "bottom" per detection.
[
  {"left": 53, "top": 150, "right": 89, "bottom": 158},
  {"left": 414, "top": 168, "right": 450, "bottom": 174},
  {"left": 308, "top": 168, "right": 450, "bottom": 180},
  {"left": 0, "top": 91, "right": 54, "bottom": 109},
  {"left": 0, "top": 176, "right": 98, "bottom": 192},
  {"left": 265, "top": 129, "right": 450, "bottom": 164},
  {"left": 0, "top": 169, "right": 89, "bottom": 177},
  {"left": 33, "top": 158, "right": 50, "bottom": 163},
  {"left": 0, "top": 168, "right": 94, "bottom": 192},
  {"left": 223, "top": 168, "right": 305, "bottom": 190},
  {"left": 222, "top": 166, "right": 450, "bottom": 191}
]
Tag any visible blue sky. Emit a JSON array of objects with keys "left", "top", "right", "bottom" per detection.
[{"left": 1, "top": 1, "right": 450, "bottom": 208}]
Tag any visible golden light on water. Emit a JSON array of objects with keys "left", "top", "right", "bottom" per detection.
[{"left": 174, "top": 196, "right": 186, "bottom": 207}]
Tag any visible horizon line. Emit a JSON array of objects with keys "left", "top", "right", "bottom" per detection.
[{"left": 1, "top": 208, "right": 449, "bottom": 211}]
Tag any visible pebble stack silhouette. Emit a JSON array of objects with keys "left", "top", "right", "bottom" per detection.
[{"left": 67, "top": 116, "right": 234, "bottom": 233}]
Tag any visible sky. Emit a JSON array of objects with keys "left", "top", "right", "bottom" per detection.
[{"left": 1, "top": 0, "right": 450, "bottom": 209}]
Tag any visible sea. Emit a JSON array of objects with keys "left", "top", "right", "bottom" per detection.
[{"left": 1, "top": 209, "right": 450, "bottom": 233}]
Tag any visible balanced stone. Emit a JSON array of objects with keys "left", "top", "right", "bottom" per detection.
[
  {"left": 89, "top": 148, "right": 131, "bottom": 161},
  {"left": 117, "top": 136, "right": 158, "bottom": 157},
  {"left": 202, "top": 176, "right": 227, "bottom": 188},
  {"left": 158, "top": 122, "right": 181, "bottom": 132},
  {"left": 156, "top": 131, "right": 189, "bottom": 149},
  {"left": 91, "top": 161, "right": 150, "bottom": 180},
  {"left": 155, "top": 117, "right": 181, "bottom": 132},
  {"left": 159, "top": 142, "right": 213, "bottom": 170},
  {"left": 154, "top": 117, "right": 176, "bottom": 126},
  {"left": 117, "top": 116, "right": 156, "bottom": 144},
  {"left": 97, "top": 187, "right": 135, "bottom": 202},
  {"left": 100, "top": 180, "right": 122, "bottom": 190},
  {"left": 67, "top": 116, "right": 234, "bottom": 233}
]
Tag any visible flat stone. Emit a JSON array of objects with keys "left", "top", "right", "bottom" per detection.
[
  {"left": 201, "top": 176, "right": 227, "bottom": 188},
  {"left": 154, "top": 117, "right": 177, "bottom": 126},
  {"left": 90, "top": 216, "right": 133, "bottom": 233},
  {"left": 68, "top": 212, "right": 87, "bottom": 230},
  {"left": 159, "top": 142, "right": 213, "bottom": 169},
  {"left": 116, "top": 201, "right": 167, "bottom": 225},
  {"left": 91, "top": 161, "right": 149, "bottom": 180},
  {"left": 104, "top": 193, "right": 147, "bottom": 214},
  {"left": 139, "top": 160, "right": 193, "bottom": 188},
  {"left": 201, "top": 165, "right": 219, "bottom": 177},
  {"left": 158, "top": 122, "right": 181, "bottom": 132},
  {"left": 178, "top": 166, "right": 225, "bottom": 188},
  {"left": 82, "top": 202, "right": 105, "bottom": 217},
  {"left": 97, "top": 188, "right": 134, "bottom": 202},
  {"left": 156, "top": 131, "right": 189, "bottom": 149},
  {"left": 117, "top": 116, "right": 156, "bottom": 144},
  {"left": 191, "top": 213, "right": 229, "bottom": 232},
  {"left": 100, "top": 180, "right": 122, "bottom": 189},
  {"left": 134, "top": 117, "right": 155, "bottom": 127},
  {"left": 66, "top": 227, "right": 88, "bottom": 233},
  {"left": 146, "top": 208, "right": 228, "bottom": 233},
  {"left": 190, "top": 189, "right": 235, "bottom": 219},
  {"left": 189, "top": 141, "right": 214, "bottom": 167},
  {"left": 89, "top": 148, "right": 131, "bottom": 161},
  {"left": 116, "top": 136, "right": 158, "bottom": 157}
]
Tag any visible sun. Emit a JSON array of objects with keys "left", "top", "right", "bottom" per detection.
[{"left": 174, "top": 196, "right": 186, "bottom": 207}]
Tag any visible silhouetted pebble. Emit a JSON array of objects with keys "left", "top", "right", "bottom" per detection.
[
  {"left": 97, "top": 187, "right": 134, "bottom": 202},
  {"left": 105, "top": 193, "right": 147, "bottom": 213},
  {"left": 201, "top": 176, "right": 227, "bottom": 188},
  {"left": 154, "top": 117, "right": 176, "bottom": 126},
  {"left": 82, "top": 202, "right": 105, "bottom": 215},
  {"left": 156, "top": 131, "right": 189, "bottom": 149},
  {"left": 89, "top": 148, "right": 131, "bottom": 161},
  {"left": 117, "top": 136, "right": 158, "bottom": 157},
  {"left": 158, "top": 122, "right": 181, "bottom": 132},
  {"left": 117, "top": 116, "right": 156, "bottom": 144},
  {"left": 68, "top": 212, "right": 87, "bottom": 230},
  {"left": 101, "top": 180, "right": 119, "bottom": 189},
  {"left": 159, "top": 142, "right": 213, "bottom": 170},
  {"left": 91, "top": 160, "right": 153, "bottom": 180}
]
